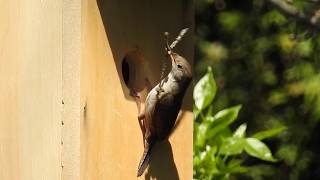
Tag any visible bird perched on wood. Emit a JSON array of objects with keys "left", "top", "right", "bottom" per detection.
[{"left": 131, "top": 28, "right": 192, "bottom": 177}]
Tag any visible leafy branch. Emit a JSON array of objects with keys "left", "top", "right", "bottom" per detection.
[
  {"left": 266, "top": 0, "right": 320, "bottom": 30},
  {"left": 193, "top": 67, "right": 286, "bottom": 179}
]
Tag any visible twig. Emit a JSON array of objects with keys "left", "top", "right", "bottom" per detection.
[
  {"left": 266, "top": 0, "right": 320, "bottom": 30},
  {"left": 170, "top": 28, "right": 189, "bottom": 49}
]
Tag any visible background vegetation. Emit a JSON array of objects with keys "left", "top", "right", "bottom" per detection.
[{"left": 194, "top": 0, "right": 320, "bottom": 179}]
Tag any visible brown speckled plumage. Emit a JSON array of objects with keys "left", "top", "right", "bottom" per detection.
[{"left": 137, "top": 53, "right": 192, "bottom": 177}]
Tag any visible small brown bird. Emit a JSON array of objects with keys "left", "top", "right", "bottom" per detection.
[{"left": 134, "top": 29, "right": 192, "bottom": 177}]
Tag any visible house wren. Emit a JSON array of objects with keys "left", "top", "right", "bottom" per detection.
[{"left": 135, "top": 29, "right": 192, "bottom": 177}]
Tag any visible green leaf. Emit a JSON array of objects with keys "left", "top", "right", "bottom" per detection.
[
  {"left": 194, "top": 145, "right": 219, "bottom": 178},
  {"left": 277, "top": 34, "right": 296, "bottom": 53},
  {"left": 201, "top": 42, "right": 228, "bottom": 62},
  {"left": 206, "top": 105, "right": 242, "bottom": 138},
  {"left": 227, "top": 165, "right": 248, "bottom": 174},
  {"left": 226, "top": 159, "right": 248, "bottom": 174},
  {"left": 246, "top": 164, "right": 276, "bottom": 177},
  {"left": 217, "top": 11, "right": 245, "bottom": 32},
  {"left": 202, "top": 146, "right": 219, "bottom": 175},
  {"left": 276, "top": 144, "right": 298, "bottom": 165},
  {"left": 216, "top": 156, "right": 227, "bottom": 171},
  {"left": 193, "top": 106, "right": 200, "bottom": 120},
  {"left": 296, "top": 39, "right": 313, "bottom": 57},
  {"left": 233, "top": 123, "right": 247, "bottom": 138},
  {"left": 193, "top": 67, "right": 216, "bottom": 110},
  {"left": 193, "top": 122, "right": 200, "bottom": 151},
  {"left": 227, "top": 159, "right": 243, "bottom": 169},
  {"left": 209, "top": 105, "right": 242, "bottom": 124},
  {"left": 209, "top": 128, "right": 232, "bottom": 147},
  {"left": 195, "top": 122, "right": 210, "bottom": 149},
  {"left": 219, "top": 137, "right": 245, "bottom": 155},
  {"left": 244, "top": 138, "right": 277, "bottom": 162},
  {"left": 252, "top": 126, "right": 287, "bottom": 140},
  {"left": 268, "top": 90, "right": 288, "bottom": 106},
  {"left": 260, "top": 10, "right": 287, "bottom": 30},
  {"left": 206, "top": 105, "right": 214, "bottom": 117}
]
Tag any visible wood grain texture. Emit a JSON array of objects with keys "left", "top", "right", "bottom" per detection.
[
  {"left": 62, "top": 0, "right": 81, "bottom": 179},
  {"left": 0, "top": 0, "right": 62, "bottom": 179},
  {"left": 81, "top": 0, "right": 193, "bottom": 179},
  {"left": 0, "top": 1, "right": 192, "bottom": 179}
]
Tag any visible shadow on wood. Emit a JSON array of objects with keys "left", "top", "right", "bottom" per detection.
[
  {"left": 144, "top": 140, "right": 179, "bottom": 180},
  {"left": 96, "top": 0, "right": 193, "bottom": 111},
  {"left": 86, "top": 1, "right": 193, "bottom": 179}
]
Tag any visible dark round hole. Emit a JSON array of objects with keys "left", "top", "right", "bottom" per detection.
[
  {"left": 122, "top": 57, "right": 130, "bottom": 86},
  {"left": 121, "top": 50, "right": 147, "bottom": 92}
]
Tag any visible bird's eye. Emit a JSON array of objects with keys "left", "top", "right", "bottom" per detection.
[{"left": 177, "top": 64, "right": 182, "bottom": 68}]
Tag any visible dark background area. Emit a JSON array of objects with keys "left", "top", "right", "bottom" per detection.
[{"left": 194, "top": 0, "right": 320, "bottom": 179}]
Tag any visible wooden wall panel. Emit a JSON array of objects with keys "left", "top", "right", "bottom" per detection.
[
  {"left": 0, "top": 0, "right": 62, "bottom": 179},
  {"left": 0, "top": 1, "right": 192, "bottom": 179},
  {"left": 62, "top": 0, "right": 81, "bottom": 179},
  {"left": 81, "top": 0, "right": 193, "bottom": 179}
]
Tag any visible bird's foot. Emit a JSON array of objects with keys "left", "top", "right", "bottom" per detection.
[{"left": 130, "top": 89, "right": 142, "bottom": 114}]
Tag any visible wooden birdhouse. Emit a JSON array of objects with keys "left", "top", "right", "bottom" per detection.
[{"left": 0, "top": 0, "right": 193, "bottom": 179}]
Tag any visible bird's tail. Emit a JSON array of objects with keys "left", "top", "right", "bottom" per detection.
[{"left": 137, "top": 142, "right": 153, "bottom": 177}]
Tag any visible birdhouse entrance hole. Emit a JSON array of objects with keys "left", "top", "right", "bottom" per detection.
[{"left": 121, "top": 50, "right": 148, "bottom": 93}]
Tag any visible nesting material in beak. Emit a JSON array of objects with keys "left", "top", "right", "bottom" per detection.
[{"left": 164, "top": 32, "right": 176, "bottom": 64}]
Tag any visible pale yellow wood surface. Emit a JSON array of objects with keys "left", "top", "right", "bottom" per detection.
[
  {"left": 0, "top": 0, "right": 62, "bottom": 180},
  {"left": 81, "top": 0, "right": 193, "bottom": 179},
  {"left": 0, "top": 0, "right": 192, "bottom": 179},
  {"left": 62, "top": 0, "right": 81, "bottom": 179}
]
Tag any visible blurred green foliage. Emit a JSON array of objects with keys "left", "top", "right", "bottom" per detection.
[
  {"left": 194, "top": 0, "right": 320, "bottom": 179},
  {"left": 194, "top": 68, "right": 284, "bottom": 179}
]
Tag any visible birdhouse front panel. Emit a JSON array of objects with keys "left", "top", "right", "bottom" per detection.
[{"left": 81, "top": 0, "right": 193, "bottom": 179}]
